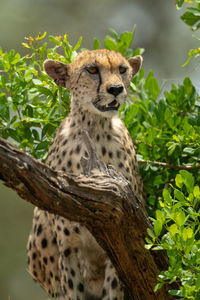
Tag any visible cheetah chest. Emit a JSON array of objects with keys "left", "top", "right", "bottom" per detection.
[{"left": 46, "top": 114, "right": 138, "bottom": 192}]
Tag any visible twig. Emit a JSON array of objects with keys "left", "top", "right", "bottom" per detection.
[{"left": 139, "top": 159, "right": 200, "bottom": 170}]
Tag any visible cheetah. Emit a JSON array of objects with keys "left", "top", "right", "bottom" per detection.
[{"left": 27, "top": 49, "right": 143, "bottom": 300}]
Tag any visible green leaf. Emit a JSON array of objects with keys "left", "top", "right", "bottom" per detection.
[
  {"left": 49, "top": 35, "right": 62, "bottom": 46},
  {"left": 11, "top": 53, "right": 21, "bottom": 65},
  {"left": 168, "top": 290, "right": 182, "bottom": 296},
  {"left": 187, "top": 7, "right": 200, "bottom": 17},
  {"left": 176, "top": 0, "right": 184, "bottom": 10},
  {"left": 144, "top": 71, "right": 160, "bottom": 99},
  {"left": 109, "top": 28, "right": 119, "bottom": 41},
  {"left": 144, "top": 244, "right": 152, "bottom": 250},
  {"left": 104, "top": 37, "right": 117, "bottom": 50},
  {"left": 163, "top": 189, "right": 172, "bottom": 205},
  {"left": 175, "top": 210, "right": 186, "bottom": 227},
  {"left": 73, "top": 36, "right": 82, "bottom": 51},
  {"left": 183, "top": 147, "right": 195, "bottom": 155},
  {"left": 169, "top": 224, "right": 178, "bottom": 236},
  {"left": 36, "top": 140, "right": 50, "bottom": 151},
  {"left": 164, "top": 108, "right": 174, "bottom": 129},
  {"left": 174, "top": 189, "right": 185, "bottom": 202},
  {"left": 193, "top": 186, "right": 200, "bottom": 198},
  {"left": 154, "top": 220, "right": 162, "bottom": 237},
  {"left": 175, "top": 174, "right": 183, "bottom": 189},
  {"left": 147, "top": 228, "right": 155, "bottom": 239},
  {"left": 156, "top": 210, "right": 165, "bottom": 226},
  {"left": 181, "top": 11, "right": 200, "bottom": 27},
  {"left": 180, "top": 170, "right": 194, "bottom": 194},
  {"left": 93, "top": 38, "right": 100, "bottom": 50},
  {"left": 182, "top": 227, "right": 193, "bottom": 241},
  {"left": 145, "top": 237, "right": 152, "bottom": 244},
  {"left": 196, "top": 275, "right": 200, "bottom": 289},
  {"left": 120, "top": 32, "right": 134, "bottom": 48},
  {"left": 154, "top": 283, "right": 164, "bottom": 292}
]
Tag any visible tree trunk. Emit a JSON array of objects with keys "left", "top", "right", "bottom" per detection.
[{"left": 0, "top": 136, "right": 175, "bottom": 299}]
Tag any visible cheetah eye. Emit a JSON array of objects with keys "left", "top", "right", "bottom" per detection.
[
  {"left": 86, "top": 66, "right": 99, "bottom": 74},
  {"left": 119, "top": 66, "right": 127, "bottom": 74}
]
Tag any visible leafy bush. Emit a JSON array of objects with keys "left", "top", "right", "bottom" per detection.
[
  {"left": 0, "top": 22, "right": 200, "bottom": 300},
  {"left": 145, "top": 170, "right": 200, "bottom": 299},
  {"left": 121, "top": 71, "right": 200, "bottom": 215},
  {"left": 176, "top": 0, "right": 200, "bottom": 65}
]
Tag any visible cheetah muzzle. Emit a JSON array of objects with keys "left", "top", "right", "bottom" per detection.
[
  {"left": 93, "top": 98, "right": 120, "bottom": 112},
  {"left": 27, "top": 49, "right": 144, "bottom": 300}
]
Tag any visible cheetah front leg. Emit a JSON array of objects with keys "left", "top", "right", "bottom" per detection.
[
  {"left": 102, "top": 258, "right": 123, "bottom": 300},
  {"left": 53, "top": 217, "right": 85, "bottom": 300},
  {"left": 58, "top": 250, "right": 85, "bottom": 300},
  {"left": 27, "top": 208, "right": 62, "bottom": 299}
]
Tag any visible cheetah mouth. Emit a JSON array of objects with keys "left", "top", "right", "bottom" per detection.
[{"left": 93, "top": 99, "right": 120, "bottom": 112}]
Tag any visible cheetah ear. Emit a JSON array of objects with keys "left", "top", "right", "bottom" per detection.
[
  {"left": 44, "top": 59, "right": 70, "bottom": 88},
  {"left": 128, "top": 55, "right": 143, "bottom": 76}
]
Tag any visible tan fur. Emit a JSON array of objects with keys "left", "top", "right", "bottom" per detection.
[{"left": 27, "top": 49, "right": 143, "bottom": 300}]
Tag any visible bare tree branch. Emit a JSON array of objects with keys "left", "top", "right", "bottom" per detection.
[
  {"left": 139, "top": 159, "right": 200, "bottom": 170},
  {"left": 0, "top": 137, "right": 177, "bottom": 300}
]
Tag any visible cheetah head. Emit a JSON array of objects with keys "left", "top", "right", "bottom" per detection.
[{"left": 44, "top": 49, "right": 142, "bottom": 117}]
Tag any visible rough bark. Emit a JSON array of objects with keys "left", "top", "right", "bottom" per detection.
[{"left": 0, "top": 136, "right": 175, "bottom": 299}]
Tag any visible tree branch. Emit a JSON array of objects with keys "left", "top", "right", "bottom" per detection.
[
  {"left": 0, "top": 137, "right": 176, "bottom": 299},
  {"left": 139, "top": 159, "right": 200, "bottom": 170}
]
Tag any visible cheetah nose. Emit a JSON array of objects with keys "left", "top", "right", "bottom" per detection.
[{"left": 107, "top": 85, "right": 123, "bottom": 96}]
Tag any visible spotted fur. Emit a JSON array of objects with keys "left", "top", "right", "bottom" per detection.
[{"left": 27, "top": 49, "right": 143, "bottom": 300}]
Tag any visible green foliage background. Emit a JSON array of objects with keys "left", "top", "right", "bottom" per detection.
[{"left": 0, "top": 3, "right": 200, "bottom": 299}]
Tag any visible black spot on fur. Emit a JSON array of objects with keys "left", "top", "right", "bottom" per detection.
[
  {"left": 57, "top": 225, "right": 61, "bottom": 231},
  {"left": 62, "top": 139, "right": 68, "bottom": 146},
  {"left": 52, "top": 237, "right": 57, "bottom": 244},
  {"left": 62, "top": 150, "right": 67, "bottom": 157},
  {"left": 78, "top": 283, "right": 84, "bottom": 292},
  {"left": 67, "top": 160, "right": 72, "bottom": 167},
  {"left": 41, "top": 238, "right": 47, "bottom": 248},
  {"left": 116, "top": 151, "right": 121, "bottom": 158},
  {"left": 102, "top": 288, "right": 106, "bottom": 297},
  {"left": 64, "top": 227, "right": 70, "bottom": 236},
  {"left": 70, "top": 122, "right": 76, "bottom": 127},
  {"left": 108, "top": 151, "right": 113, "bottom": 158},
  {"left": 102, "top": 146, "right": 106, "bottom": 156},
  {"left": 75, "top": 144, "right": 81, "bottom": 154},
  {"left": 37, "top": 224, "right": 42, "bottom": 236},
  {"left": 68, "top": 278, "right": 73, "bottom": 289},
  {"left": 64, "top": 248, "right": 71, "bottom": 257},
  {"left": 71, "top": 268, "right": 75, "bottom": 277},
  {"left": 43, "top": 257, "right": 48, "bottom": 265},
  {"left": 50, "top": 256, "right": 55, "bottom": 263},
  {"left": 74, "top": 226, "right": 80, "bottom": 234},
  {"left": 111, "top": 277, "right": 118, "bottom": 289},
  {"left": 127, "top": 148, "right": 131, "bottom": 155},
  {"left": 107, "top": 134, "right": 111, "bottom": 141},
  {"left": 33, "top": 271, "right": 37, "bottom": 278}
]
